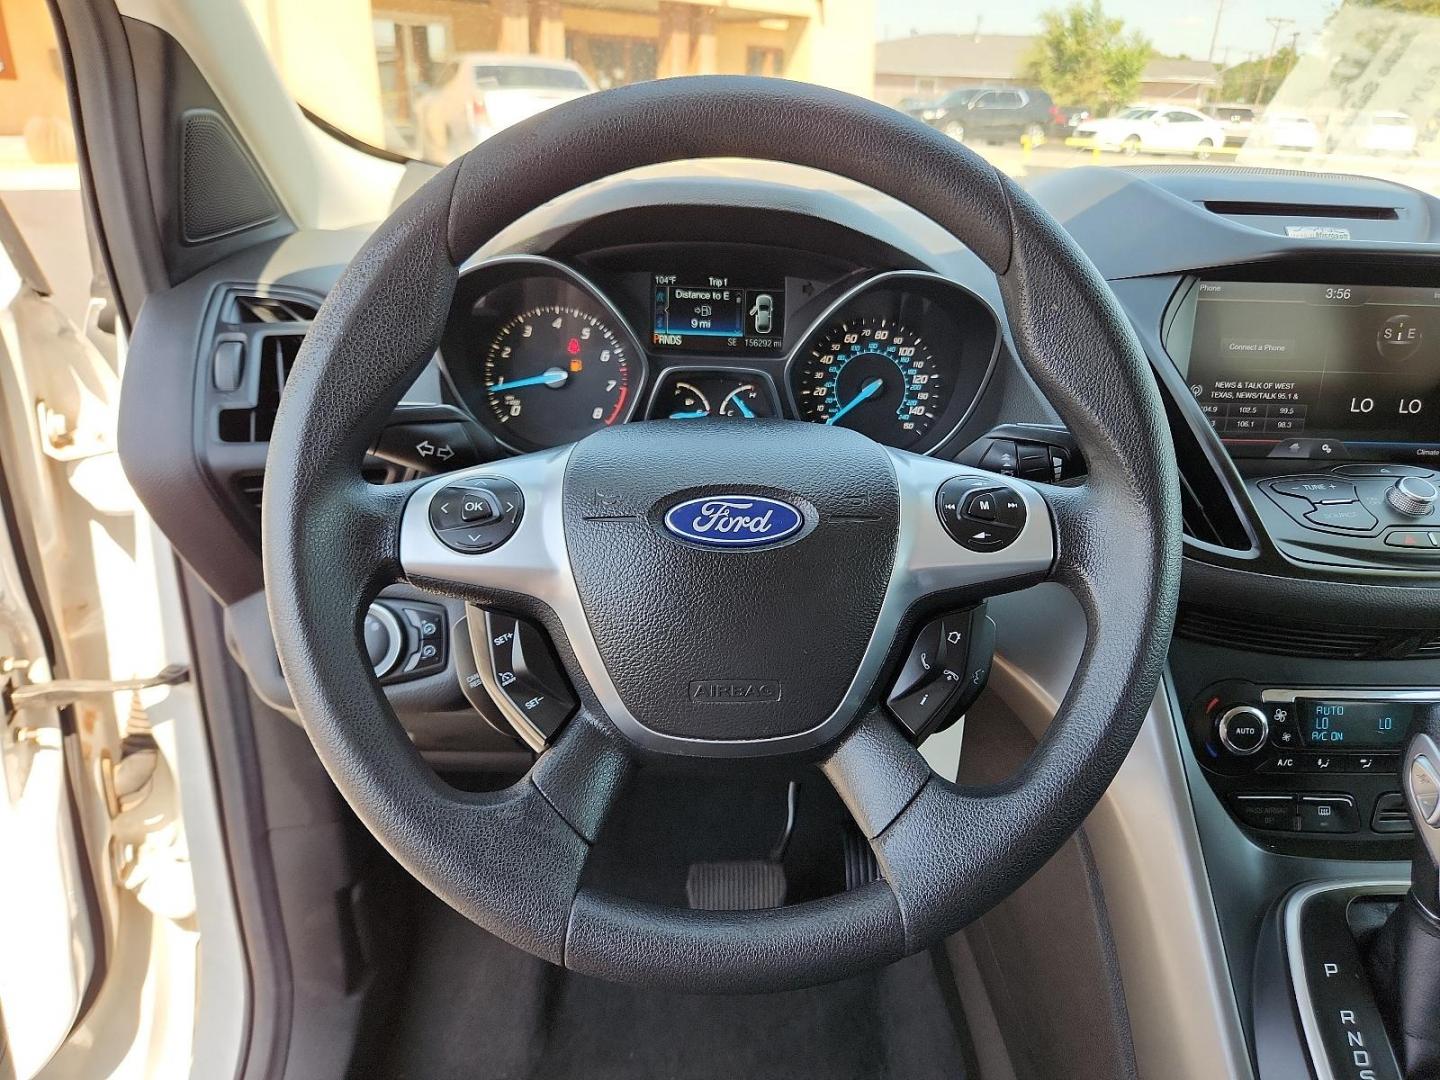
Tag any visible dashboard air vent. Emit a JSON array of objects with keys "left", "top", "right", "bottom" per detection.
[
  {"left": 230, "top": 294, "right": 319, "bottom": 323},
  {"left": 1202, "top": 201, "right": 1399, "bottom": 221},
  {"left": 1176, "top": 607, "right": 1389, "bottom": 659},
  {"left": 218, "top": 333, "right": 303, "bottom": 442},
  {"left": 1158, "top": 386, "right": 1252, "bottom": 551}
]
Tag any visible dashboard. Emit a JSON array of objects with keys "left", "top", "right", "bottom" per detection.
[
  {"left": 437, "top": 250, "right": 999, "bottom": 455},
  {"left": 114, "top": 151, "right": 1440, "bottom": 1080}
]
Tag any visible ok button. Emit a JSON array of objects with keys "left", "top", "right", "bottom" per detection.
[{"left": 461, "top": 490, "right": 502, "bottom": 524}]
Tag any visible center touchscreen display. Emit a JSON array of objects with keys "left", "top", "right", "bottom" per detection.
[{"left": 1186, "top": 280, "right": 1440, "bottom": 462}]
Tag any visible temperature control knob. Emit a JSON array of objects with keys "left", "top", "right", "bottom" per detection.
[
  {"left": 1387, "top": 476, "right": 1438, "bottom": 517},
  {"left": 1217, "top": 705, "right": 1269, "bottom": 756}
]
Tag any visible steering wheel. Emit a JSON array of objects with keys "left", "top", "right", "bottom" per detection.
[{"left": 263, "top": 77, "right": 1179, "bottom": 992}]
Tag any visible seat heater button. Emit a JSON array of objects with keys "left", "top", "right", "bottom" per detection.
[
  {"left": 1298, "top": 794, "right": 1360, "bottom": 834},
  {"left": 1304, "top": 502, "right": 1377, "bottom": 532},
  {"left": 1271, "top": 478, "right": 1357, "bottom": 504}
]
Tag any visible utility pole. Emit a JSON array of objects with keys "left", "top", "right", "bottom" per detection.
[
  {"left": 1207, "top": 0, "right": 1225, "bottom": 63},
  {"left": 1257, "top": 17, "right": 1295, "bottom": 104}
]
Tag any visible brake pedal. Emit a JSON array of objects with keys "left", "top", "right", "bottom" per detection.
[{"left": 686, "top": 860, "right": 787, "bottom": 910}]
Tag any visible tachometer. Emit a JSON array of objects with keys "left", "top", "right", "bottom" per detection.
[
  {"left": 483, "top": 305, "right": 634, "bottom": 449},
  {"left": 791, "top": 316, "right": 942, "bottom": 450}
]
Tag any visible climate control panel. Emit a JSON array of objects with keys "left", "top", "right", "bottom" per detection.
[{"left": 1186, "top": 680, "right": 1437, "bottom": 852}]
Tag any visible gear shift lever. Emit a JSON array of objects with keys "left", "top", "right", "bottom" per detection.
[{"left": 1366, "top": 722, "right": 1440, "bottom": 1079}]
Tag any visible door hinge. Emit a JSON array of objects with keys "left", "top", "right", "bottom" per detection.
[
  {"left": 5, "top": 663, "right": 189, "bottom": 714},
  {"left": 35, "top": 398, "right": 113, "bottom": 461}
]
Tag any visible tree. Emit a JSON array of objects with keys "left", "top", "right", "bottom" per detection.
[
  {"left": 1219, "top": 46, "right": 1298, "bottom": 104},
  {"left": 1023, "top": 0, "right": 1153, "bottom": 114},
  {"left": 1345, "top": 0, "right": 1440, "bottom": 11}
]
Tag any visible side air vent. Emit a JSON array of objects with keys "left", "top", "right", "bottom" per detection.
[
  {"left": 1176, "top": 607, "right": 1390, "bottom": 659},
  {"left": 1158, "top": 386, "right": 1253, "bottom": 551},
  {"left": 218, "top": 333, "right": 303, "bottom": 442},
  {"left": 230, "top": 294, "right": 319, "bottom": 323},
  {"left": 179, "top": 109, "right": 282, "bottom": 243},
  {"left": 1202, "top": 200, "right": 1399, "bottom": 221}
]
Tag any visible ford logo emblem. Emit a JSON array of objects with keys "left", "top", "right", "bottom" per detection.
[{"left": 662, "top": 495, "right": 804, "bottom": 548}]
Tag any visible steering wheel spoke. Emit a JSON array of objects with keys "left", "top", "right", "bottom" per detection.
[
  {"left": 398, "top": 446, "right": 571, "bottom": 606},
  {"left": 530, "top": 708, "right": 634, "bottom": 843},
  {"left": 822, "top": 709, "right": 933, "bottom": 840}
]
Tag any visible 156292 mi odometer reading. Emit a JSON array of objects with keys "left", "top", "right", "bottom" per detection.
[
  {"left": 791, "top": 316, "right": 946, "bottom": 450},
  {"left": 483, "top": 305, "right": 635, "bottom": 450}
]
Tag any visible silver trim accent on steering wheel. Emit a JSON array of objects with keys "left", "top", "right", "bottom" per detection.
[{"left": 399, "top": 447, "right": 1055, "bottom": 757}]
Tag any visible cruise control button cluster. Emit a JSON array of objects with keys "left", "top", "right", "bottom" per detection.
[
  {"left": 886, "top": 606, "right": 995, "bottom": 739},
  {"left": 430, "top": 478, "right": 524, "bottom": 553},
  {"left": 483, "top": 611, "right": 577, "bottom": 744},
  {"left": 936, "top": 477, "right": 1027, "bottom": 551}
]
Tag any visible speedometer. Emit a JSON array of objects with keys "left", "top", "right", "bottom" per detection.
[
  {"left": 791, "top": 317, "right": 943, "bottom": 450},
  {"left": 483, "top": 305, "right": 634, "bottom": 450}
]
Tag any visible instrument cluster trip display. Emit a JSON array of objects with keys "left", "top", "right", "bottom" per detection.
[
  {"left": 651, "top": 275, "right": 784, "bottom": 353},
  {"left": 1186, "top": 280, "right": 1440, "bottom": 462}
]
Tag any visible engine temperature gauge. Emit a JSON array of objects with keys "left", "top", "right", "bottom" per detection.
[{"left": 648, "top": 371, "right": 778, "bottom": 421}]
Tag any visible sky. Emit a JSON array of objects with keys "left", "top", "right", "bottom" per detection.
[{"left": 874, "top": 0, "right": 1339, "bottom": 65}]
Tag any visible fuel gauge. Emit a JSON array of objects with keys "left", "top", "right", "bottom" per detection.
[{"left": 648, "top": 371, "right": 778, "bottom": 421}]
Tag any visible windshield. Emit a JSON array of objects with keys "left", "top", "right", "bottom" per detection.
[{"left": 251, "top": 0, "right": 1440, "bottom": 192}]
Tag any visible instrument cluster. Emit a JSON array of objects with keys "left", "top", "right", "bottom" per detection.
[{"left": 438, "top": 255, "right": 1001, "bottom": 455}]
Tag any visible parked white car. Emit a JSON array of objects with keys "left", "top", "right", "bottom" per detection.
[
  {"left": 415, "top": 54, "right": 596, "bottom": 162},
  {"left": 1252, "top": 111, "right": 1320, "bottom": 151},
  {"left": 1073, "top": 106, "right": 1227, "bottom": 157},
  {"left": 1360, "top": 110, "right": 1419, "bottom": 154}
]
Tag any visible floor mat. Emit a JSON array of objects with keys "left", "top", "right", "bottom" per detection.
[{"left": 370, "top": 892, "right": 971, "bottom": 1080}]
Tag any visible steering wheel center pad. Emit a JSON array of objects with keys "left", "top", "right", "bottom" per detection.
[{"left": 563, "top": 420, "right": 896, "bottom": 743}]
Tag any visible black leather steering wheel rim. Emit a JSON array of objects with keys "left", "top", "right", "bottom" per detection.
[{"left": 263, "top": 76, "right": 1180, "bottom": 992}]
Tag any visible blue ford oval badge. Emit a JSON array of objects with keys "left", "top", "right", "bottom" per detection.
[{"left": 663, "top": 495, "right": 804, "bottom": 548}]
